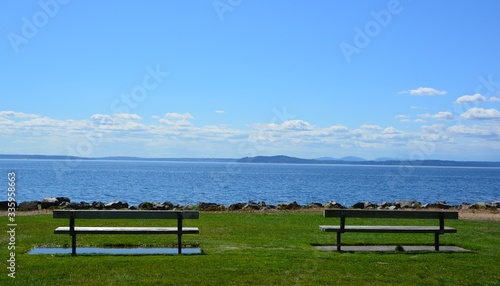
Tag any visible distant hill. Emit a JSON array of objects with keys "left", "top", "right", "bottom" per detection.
[
  {"left": 316, "top": 156, "right": 366, "bottom": 161},
  {"left": 340, "top": 156, "right": 366, "bottom": 162},
  {"left": 238, "top": 155, "right": 500, "bottom": 167},
  {"left": 239, "top": 155, "right": 317, "bottom": 164}
]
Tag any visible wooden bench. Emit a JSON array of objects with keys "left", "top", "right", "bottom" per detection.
[
  {"left": 53, "top": 210, "right": 199, "bottom": 256},
  {"left": 319, "top": 209, "right": 458, "bottom": 251}
]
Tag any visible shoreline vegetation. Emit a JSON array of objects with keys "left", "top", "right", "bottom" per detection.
[{"left": 2, "top": 154, "right": 500, "bottom": 167}]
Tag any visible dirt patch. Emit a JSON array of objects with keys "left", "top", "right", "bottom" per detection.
[{"left": 458, "top": 209, "right": 500, "bottom": 221}]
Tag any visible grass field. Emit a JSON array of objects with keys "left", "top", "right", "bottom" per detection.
[{"left": 1, "top": 211, "right": 499, "bottom": 285}]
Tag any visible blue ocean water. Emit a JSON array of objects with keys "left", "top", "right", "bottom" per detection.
[{"left": 1, "top": 159, "right": 498, "bottom": 206}]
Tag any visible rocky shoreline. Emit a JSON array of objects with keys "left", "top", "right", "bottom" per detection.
[{"left": 2, "top": 198, "right": 499, "bottom": 212}]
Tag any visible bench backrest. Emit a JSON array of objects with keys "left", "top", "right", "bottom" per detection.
[
  {"left": 324, "top": 209, "right": 458, "bottom": 220},
  {"left": 53, "top": 210, "right": 199, "bottom": 220}
]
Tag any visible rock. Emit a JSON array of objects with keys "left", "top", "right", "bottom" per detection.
[
  {"left": 278, "top": 201, "right": 301, "bottom": 210},
  {"left": 436, "top": 201, "right": 452, "bottom": 209},
  {"left": 471, "top": 202, "right": 487, "bottom": 209},
  {"left": 18, "top": 201, "right": 40, "bottom": 211},
  {"left": 379, "top": 202, "right": 392, "bottom": 209},
  {"left": 182, "top": 204, "right": 194, "bottom": 210},
  {"left": 325, "top": 201, "right": 344, "bottom": 209},
  {"left": 460, "top": 202, "right": 471, "bottom": 210},
  {"left": 158, "top": 201, "right": 174, "bottom": 210},
  {"left": 0, "top": 201, "right": 16, "bottom": 210},
  {"left": 243, "top": 202, "right": 261, "bottom": 210},
  {"left": 396, "top": 200, "right": 419, "bottom": 209},
  {"left": 364, "top": 202, "right": 377, "bottom": 209},
  {"left": 485, "top": 202, "right": 498, "bottom": 210},
  {"left": 351, "top": 202, "right": 365, "bottom": 209},
  {"left": 92, "top": 201, "right": 105, "bottom": 209},
  {"left": 56, "top": 197, "right": 71, "bottom": 204},
  {"left": 388, "top": 205, "right": 397, "bottom": 210},
  {"left": 228, "top": 203, "right": 245, "bottom": 211},
  {"left": 138, "top": 202, "right": 154, "bottom": 210},
  {"left": 105, "top": 201, "right": 129, "bottom": 209},
  {"left": 197, "top": 202, "right": 221, "bottom": 211},
  {"left": 41, "top": 197, "right": 61, "bottom": 209},
  {"left": 308, "top": 202, "right": 324, "bottom": 209}
]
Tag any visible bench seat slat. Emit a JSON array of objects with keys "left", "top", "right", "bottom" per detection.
[
  {"left": 54, "top": 227, "right": 199, "bottom": 235},
  {"left": 319, "top": 225, "right": 457, "bottom": 233}
]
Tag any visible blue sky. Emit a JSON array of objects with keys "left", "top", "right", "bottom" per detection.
[{"left": 1, "top": 0, "right": 500, "bottom": 160}]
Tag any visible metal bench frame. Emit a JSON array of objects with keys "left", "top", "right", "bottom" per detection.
[
  {"left": 320, "top": 209, "right": 458, "bottom": 251},
  {"left": 54, "top": 210, "right": 199, "bottom": 256}
]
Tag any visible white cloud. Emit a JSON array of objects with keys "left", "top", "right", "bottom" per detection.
[
  {"left": 91, "top": 114, "right": 115, "bottom": 125},
  {"left": 113, "top": 113, "right": 142, "bottom": 120},
  {"left": 383, "top": 127, "right": 400, "bottom": 134},
  {"left": 165, "top": 112, "right": 193, "bottom": 119},
  {"left": 455, "top": 93, "right": 486, "bottom": 104},
  {"left": 254, "top": 120, "right": 312, "bottom": 131},
  {"left": 0, "top": 111, "right": 41, "bottom": 119},
  {"left": 421, "top": 111, "right": 454, "bottom": 121},
  {"left": 490, "top": 96, "right": 500, "bottom": 102},
  {"left": 460, "top": 108, "right": 500, "bottom": 120},
  {"left": 401, "top": 87, "right": 447, "bottom": 96},
  {"left": 3, "top": 110, "right": 500, "bottom": 159},
  {"left": 359, "top": 124, "right": 382, "bottom": 130},
  {"left": 215, "top": 110, "right": 225, "bottom": 114},
  {"left": 448, "top": 125, "right": 494, "bottom": 137}
]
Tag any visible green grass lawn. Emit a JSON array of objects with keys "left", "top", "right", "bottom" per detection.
[{"left": 1, "top": 211, "right": 499, "bottom": 285}]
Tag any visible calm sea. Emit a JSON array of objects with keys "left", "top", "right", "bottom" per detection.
[{"left": 1, "top": 159, "right": 499, "bottom": 206}]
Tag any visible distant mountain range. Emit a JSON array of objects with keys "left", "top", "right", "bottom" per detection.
[
  {"left": 237, "top": 155, "right": 500, "bottom": 167},
  {"left": 1, "top": 154, "right": 500, "bottom": 167}
]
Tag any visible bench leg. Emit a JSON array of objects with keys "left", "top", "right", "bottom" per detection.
[
  {"left": 71, "top": 234, "right": 77, "bottom": 256},
  {"left": 178, "top": 234, "right": 182, "bottom": 255},
  {"left": 434, "top": 233, "right": 439, "bottom": 251},
  {"left": 337, "top": 232, "right": 341, "bottom": 252}
]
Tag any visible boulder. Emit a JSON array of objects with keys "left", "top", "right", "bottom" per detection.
[
  {"left": 92, "top": 201, "right": 105, "bottom": 209},
  {"left": 228, "top": 203, "right": 245, "bottom": 211},
  {"left": 351, "top": 202, "right": 366, "bottom": 209},
  {"left": 41, "top": 197, "right": 61, "bottom": 209},
  {"left": 105, "top": 201, "right": 129, "bottom": 209},
  {"left": 436, "top": 201, "right": 453, "bottom": 209},
  {"left": 308, "top": 202, "right": 324, "bottom": 209},
  {"left": 197, "top": 202, "right": 221, "bottom": 211},
  {"left": 0, "top": 201, "right": 16, "bottom": 210},
  {"left": 278, "top": 201, "right": 301, "bottom": 210},
  {"left": 325, "top": 201, "right": 344, "bottom": 209},
  {"left": 396, "top": 200, "right": 419, "bottom": 209},
  {"left": 18, "top": 201, "right": 39, "bottom": 211},
  {"left": 460, "top": 202, "right": 471, "bottom": 210},
  {"left": 138, "top": 202, "right": 154, "bottom": 210},
  {"left": 243, "top": 202, "right": 261, "bottom": 210}
]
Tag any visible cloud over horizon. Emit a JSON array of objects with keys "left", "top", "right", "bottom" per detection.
[{"left": 1, "top": 110, "right": 499, "bottom": 160}]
